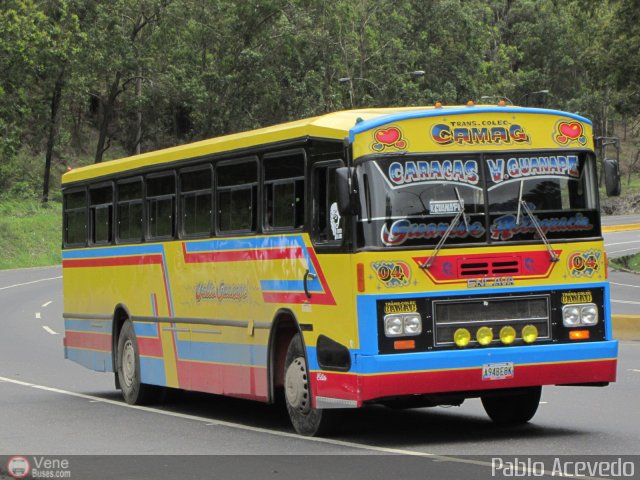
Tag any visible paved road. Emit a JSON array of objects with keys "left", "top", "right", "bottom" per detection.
[
  {"left": 603, "top": 228, "right": 640, "bottom": 258},
  {"left": 601, "top": 214, "right": 640, "bottom": 228},
  {"left": 1, "top": 259, "right": 639, "bottom": 478}
]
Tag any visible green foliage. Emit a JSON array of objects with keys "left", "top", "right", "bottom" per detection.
[
  {"left": 1, "top": 0, "right": 640, "bottom": 208},
  {"left": 0, "top": 199, "right": 61, "bottom": 269},
  {"left": 611, "top": 253, "right": 640, "bottom": 273}
]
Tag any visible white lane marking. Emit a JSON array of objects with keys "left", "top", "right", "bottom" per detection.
[
  {"left": 611, "top": 299, "right": 640, "bottom": 305},
  {"left": 35, "top": 312, "right": 41, "bottom": 319},
  {"left": 42, "top": 301, "right": 53, "bottom": 308},
  {"left": 0, "top": 376, "right": 611, "bottom": 479},
  {"left": 0, "top": 276, "right": 62, "bottom": 291},
  {"left": 609, "top": 247, "right": 640, "bottom": 255},
  {"left": 629, "top": 369, "right": 640, "bottom": 373},
  {"left": 539, "top": 401, "right": 548, "bottom": 404},
  {"left": 42, "top": 326, "right": 58, "bottom": 335},
  {"left": 605, "top": 239, "right": 640, "bottom": 246},
  {"left": 610, "top": 282, "right": 640, "bottom": 289}
]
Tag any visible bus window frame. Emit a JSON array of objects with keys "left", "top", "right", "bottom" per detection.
[
  {"left": 215, "top": 156, "right": 259, "bottom": 236},
  {"left": 115, "top": 176, "right": 145, "bottom": 245},
  {"left": 262, "top": 148, "right": 306, "bottom": 233},
  {"left": 63, "top": 187, "right": 88, "bottom": 248},
  {"left": 310, "top": 159, "right": 345, "bottom": 249},
  {"left": 178, "top": 163, "right": 214, "bottom": 240},
  {"left": 145, "top": 171, "right": 177, "bottom": 242},
  {"left": 88, "top": 181, "right": 114, "bottom": 246}
]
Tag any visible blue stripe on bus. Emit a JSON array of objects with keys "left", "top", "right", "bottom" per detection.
[
  {"left": 356, "top": 282, "right": 611, "bottom": 355},
  {"left": 175, "top": 340, "right": 268, "bottom": 366},
  {"left": 348, "top": 107, "right": 593, "bottom": 142},
  {"left": 134, "top": 322, "right": 159, "bottom": 337},
  {"left": 140, "top": 357, "right": 166, "bottom": 385},
  {"left": 65, "top": 347, "right": 112, "bottom": 372},
  {"left": 62, "top": 244, "right": 165, "bottom": 259},
  {"left": 260, "top": 279, "right": 321, "bottom": 292},
  {"left": 306, "top": 341, "right": 617, "bottom": 375},
  {"left": 185, "top": 235, "right": 305, "bottom": 253},
  {"left": 65, "top": 319, "right": 112, "bottom": 333}
]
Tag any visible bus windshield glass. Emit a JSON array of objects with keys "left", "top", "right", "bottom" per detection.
[{"left": 355, "top": 152, "right": 600, "bottom": 248}]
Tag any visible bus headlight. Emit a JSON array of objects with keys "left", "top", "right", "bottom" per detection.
[
  {"left": 581, "top": 305, "right": 598, "bottom": 325},
  {"left": 384, "top": 313, "right": 422, "bottom": 337},
  {"left": 562, "top": 303, "right": 598, "bottom": 327},
  {"left": 404, "top": 315, "right": 422, "bottom": 335},
  {"left": 562, "top": 306, "right": 581, "bottom": 327},
  {"left": 384, "top": 315, "right": 404, "bottom": 337}
]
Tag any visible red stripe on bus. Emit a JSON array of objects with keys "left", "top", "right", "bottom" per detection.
[
  {"left": 64, "top": 331, "right": 112, "bottom": 351},
  {"left": 311, "top": 359, "right": 617, "bottom": 405},
  {"left": 183, "top": 246, "right": 304, "bottom": 263},
  {"left": 138, "top": 337, "right": 164, "bottom": 358},
  {"left": 63, "top": 255, "right": 163, "bottom": 268},
  {"left": 178, "top": 361, "right": 269, "bottom": 402}
]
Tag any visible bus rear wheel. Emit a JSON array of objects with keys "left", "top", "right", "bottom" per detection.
[
  {"left": 284, "top": 333, "right": 333, "bottom": 436},
  {"left": 481, "top": 386, "right": 542, "bottom": 425},
  {"left": 117, "top": 320, "right": 161, "bottom": 405}
]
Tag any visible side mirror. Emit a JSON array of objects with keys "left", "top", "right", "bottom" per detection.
[
  {"left": 604, "top": 158, "right": 621, "bottom": 197},
  {"left": 335, "top": 167, "right": 358, "bottom": 216}
]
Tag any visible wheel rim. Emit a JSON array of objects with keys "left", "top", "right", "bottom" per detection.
[
  {"left": 285, "top": 356, "right": 310, "bottom": 414},
  {"left": 122, "top": 339, "right": 136, "bottom": 388}
]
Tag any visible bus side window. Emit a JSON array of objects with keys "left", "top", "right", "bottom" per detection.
[
  {"left": 180, "top": 166, "right": 213, "bottom": 237},
  {"left": 63, "top": 189, "right": 87, "bottom": 247},
  {"left": 89, "top": 184, "right": 113, "bottom": 245},
  {"left": 116, "top": 179, "right": 144, "bottom": 243},
  {"left": 146, "top": 174, "right": 176, "bottom": 240},
  {"left": 263, "top": 150, "right": 305, "bottom": 231},
  {"left": 217, "top": 159, "right": 258, "bottom": 233},
  {"left": 312, "top": 161, "right": 344, "bottom": 245}
]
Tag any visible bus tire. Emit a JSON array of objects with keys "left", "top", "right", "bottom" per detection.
[
  {"left": 284, "top": 333, "right": 333, "bottom": 436},
  {"left": 116, "top": 320, "right": 160, "bottom": 405},
  {"left": 481, "top": 386, "right": 542, "bottom": 425}
]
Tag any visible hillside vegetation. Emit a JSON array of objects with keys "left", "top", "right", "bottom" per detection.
[{"left": 2, "top": 0, "right": 640, "bottom": 269}]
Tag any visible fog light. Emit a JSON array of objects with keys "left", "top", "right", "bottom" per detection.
[
  {"left": 522, "top": 324, "right": 538, "bottom": 344},
  {"left": 476, "top": 326, "right": 493, "bottom": 346},
  {"left": 499, "top": 326, "right": 516, "bottom": 345},
  {"left": 454, "top": 328, "right": 471, "bottom": 347}
]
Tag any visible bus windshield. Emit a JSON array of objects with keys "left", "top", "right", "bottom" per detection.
[{"left": 355, "top": 152, "right": 600, "bottom": 248}]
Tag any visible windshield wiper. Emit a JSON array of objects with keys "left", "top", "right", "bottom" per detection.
[
  {"left": 420, "top": 188, "right": 468, "bottom": 270},
  {"left": 515, "top": 180, "right": 559, "bottom": 263}
]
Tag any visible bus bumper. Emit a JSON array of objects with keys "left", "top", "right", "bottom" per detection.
[{"left": 310, "top": 340, "right": 618, "bottom": 408}]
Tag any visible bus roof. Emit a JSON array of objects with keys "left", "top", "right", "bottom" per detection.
[{"left": 61, "top": 105, "right": 591, "bottom": 185}]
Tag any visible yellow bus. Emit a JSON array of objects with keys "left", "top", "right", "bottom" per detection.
[{"left": 62, "top": 105, "right": 618, "bottom": 436}]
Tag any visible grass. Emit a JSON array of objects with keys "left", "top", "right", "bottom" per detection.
[
  {"left": 611, "top": 253, "right": 640, "bottom": 273},
  {"left": 0, "top": 198, "right": 62, "bottom": 270}
]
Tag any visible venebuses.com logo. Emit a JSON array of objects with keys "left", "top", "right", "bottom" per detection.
[
  {"left": 7, "top": 456, "right": 30, "bottom": 479},
  {"left": 5, "top": 456, "right": 71, "bottom": 479}
]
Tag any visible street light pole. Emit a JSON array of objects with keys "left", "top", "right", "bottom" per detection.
[
  {"left": 519, "top": 89, "right": 550, "bottom": 106},
  {"left": 338, "top": 71, "right": 425, "bottom": 108}
]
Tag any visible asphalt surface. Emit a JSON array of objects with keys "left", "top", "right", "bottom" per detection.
[{"left": 1, "top": 229, "right": 639, "bottom": 478}]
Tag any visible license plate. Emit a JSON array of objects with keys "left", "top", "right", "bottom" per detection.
[{"left": 482, "top": 362, "right": 514, "bottom": 381}]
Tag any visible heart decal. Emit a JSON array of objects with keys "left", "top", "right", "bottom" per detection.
[
  {"left": 372, "top": 126, "right": 408, "bottom": 152},
  {"left": 554, "top": 121, "right": 587, "bottom": 145},
  {"left": 375, "top": 128, "right": 401, "bottom": 145},
  {"left": 559, "top": 122, "right": 582, "bottom": 139}
]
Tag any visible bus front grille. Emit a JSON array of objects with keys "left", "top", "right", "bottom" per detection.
[{"left": 433, "top": 295, "right": 551, "bottom": 346}]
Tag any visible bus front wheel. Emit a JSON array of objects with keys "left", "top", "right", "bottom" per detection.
[
  {"left": 116, "top": 320, "right": 160, "bottom": 405},
  {"left": 481, "top": 386, "right": 542, "bottom": 425},
  {"left": 284, "top": 333, "right": 333, "bottom": 436}
]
